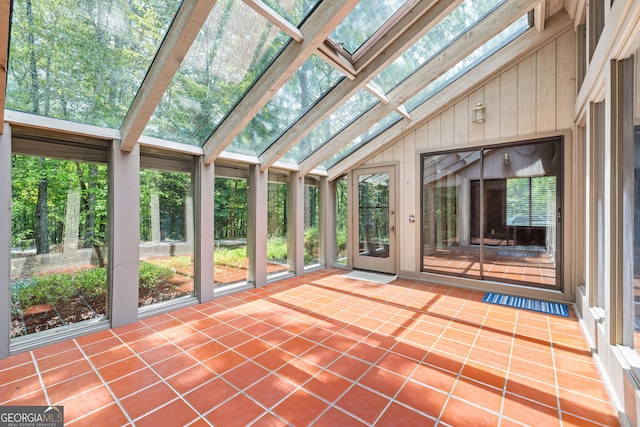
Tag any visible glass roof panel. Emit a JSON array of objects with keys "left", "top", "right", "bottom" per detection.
[
  {"left": 405, "top": 15, "right": 530, "bottom": 112},
  {"left": 143, "top": 0, "right": 289, "bottom": 146},
  {"left": 261, "top": 0, "right": 322, "bottom": 26},
  {"left": 373, "top": 0, "right": 505, "bottom": 94},
  {"left": 6, "top": 0, "right": 181, "bottom": 128},
  {"left": 330, "top": 0, "right": 410, "bottom": 54},
  {"left": 281, "top": 89, "right": 379, "bottom": 164},
  {"left": 323, "top": 111, "right": 403, "bottom": 169},
  {"left": 226, "top": 54, "right": 344, "bottom": 156}
]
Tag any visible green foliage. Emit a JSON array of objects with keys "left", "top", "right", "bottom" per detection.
[
  {"left": 214, "top": 247, "right": 247, "bottom": 269},
  {"left": 267, "top": 235, "right": 288, "bottom": 262},
  {"left": 336, "top": 228, "right": 348, "bottom": 253},
  {"left": 214, "top": 178, "right": 247, "bottom": 240},
  {"left": 304, "top": 226, "right": 318, "bottom": 264},
  {"left": 11, "top": 155, "right": 108, "bottom": 250},
  {"left": 13, "top": 268, "right": 106, "bottom": 307},
  {"left": 139, "top": 262, "right": 173, "bottom": 289},
  {"left": 140, "top": 169, "right": 191, "bottom": 242}
]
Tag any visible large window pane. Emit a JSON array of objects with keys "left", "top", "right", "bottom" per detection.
[
  {"left": 422, "top": 150, "right": 481, "bottom": 279},
  {"left": 139, "top": 168, "right": 194, "bottom": 307},
  {"left": 214, "top": 177, "right": 249, "bottom": 287},
  {"left": 482, "top": 144, "right": 557, "bottom": 287},
  {"left": 335, "top": 176, "right": 348, "bottom": 265},
  {"left": 422, "top": 140, "right": 560, "bottom": 288},
  {"left": 268, "top": 179, "right": 290, "bottom": 277},
  {"left": 11, "top": 156, "right": 108, "bottom": 338},
  {"left": 633, "top": 126, "right": 640, "bottom": 356},
  {"left": 304, "top": 179, "right": 320, "bottom": 267}
]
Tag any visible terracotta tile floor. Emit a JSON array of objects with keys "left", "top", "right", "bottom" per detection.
[{"left": 0, "top": 268, "right": 618, "bottom": 426}]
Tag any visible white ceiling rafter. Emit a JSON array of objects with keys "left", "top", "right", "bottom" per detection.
[
  {"left": 259, "top": 0, "right": 461, "bottom": 171},
  {"left": 201, "top": 0, "right": 360, "bottom": 165},
  {"left": 327, "top": 10, "right": 573, "bottom": 180},
  {"left": 298, "top": 0, "right": 539, "bottom": 176},
  {"left": 119, "top": 1, "right": 216, "bottom": 152},
  {"left": 242, "top": 0, "right": 304, "bottom": 42}
]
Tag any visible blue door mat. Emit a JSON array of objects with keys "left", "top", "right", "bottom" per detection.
[{"left": 482, "top": 292, "right": 569, "bottom": 317}]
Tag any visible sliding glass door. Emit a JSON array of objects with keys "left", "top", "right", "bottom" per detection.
[{"left": 421, "top": 139, "right": 561, "bottom": 289}]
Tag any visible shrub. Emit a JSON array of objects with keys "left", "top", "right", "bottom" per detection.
[
  {"left": 139, "top": 262, "right": 173, "bottom": 289},
  {"left": 267, "top": 235, "right": 288, "bottom": 261},
  {"left": 214, "top": 247, "right": 247, "bottom": 269},
  {"left": 75, "top": 268, "right": 107, "bottom": 300},
  {"left": 304, "top": 227, "right": 318, "bottom": 263}
]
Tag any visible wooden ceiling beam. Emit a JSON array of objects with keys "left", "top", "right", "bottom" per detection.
[
  {"left": 259, "top": 0, "right": 460, "bottom": 171},
  {"left": 119, "top": 1, "right": 216, "bottom": 151},
  {"left": 202, "top": 0, "right": 360, "bottom": 165},
  {"left": 243, "top": 0, "right": 303, "bottom": 42}
]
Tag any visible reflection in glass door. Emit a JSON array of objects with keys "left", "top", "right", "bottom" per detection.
[
  {"left": 422, "top": 139, "right": 561, "bottom": 289},
  {"left": 353, "top": 167, "right": 396, "bottom": 274}
]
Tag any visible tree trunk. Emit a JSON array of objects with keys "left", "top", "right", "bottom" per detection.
[
  {"left": 35, "top": 158, "right": 49, "bottom": 254},
  {"left": 26, "top": 0, "right": 40, "bottom": 114}
]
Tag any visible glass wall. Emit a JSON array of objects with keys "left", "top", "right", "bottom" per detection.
[
  {"left": 335, "top": 176, "right": 348, "bottom": 265},
  {"left": 11, "top": 155, "right": 108, "bottom": 338},
  {"left": 214, "top": 176, "right": 249, "bottom": 287},
  {"left": 423, "top": 150, "right": 481, "bottom": 279},
  {"left": 633, "top": 125, "right": 640, "bottom": 356},
  {"left": 267, "top": 176, "right": 290, "bottom": 277},
  {"left": 139, "top": 167, "right": 194, "bottom": 308},
  {"left": 304, "top": 178, "right": 320, "bottom": 267},
  {"left": 422, "top": 139, "right": 560, "bottom": 289}
]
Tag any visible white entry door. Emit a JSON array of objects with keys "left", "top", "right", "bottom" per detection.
[{"left": 351, "top": 166, "right": 396, "bottom": 274}]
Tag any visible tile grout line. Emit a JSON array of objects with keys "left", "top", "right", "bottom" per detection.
[
  {"left": 70, "top": 334, "right": 135, "bottom": 426},
  {"left": 30, "top": 351, "right": 52, "bottom": 406},
  {"left": 497, "top": 307, "right": 518, "bottom": 426}
]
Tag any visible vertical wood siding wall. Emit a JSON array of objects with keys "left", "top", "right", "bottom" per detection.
[{"left": 362, "top": 29, "right": 578, "bottom": 288}]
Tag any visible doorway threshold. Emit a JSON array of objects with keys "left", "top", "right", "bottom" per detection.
[{"left": 342, "top": 270, "right": 397, "bottom": 284}]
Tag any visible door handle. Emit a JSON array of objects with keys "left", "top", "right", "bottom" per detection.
[{"left": 390, "top": 225, "right": 395, "bottom": 231}]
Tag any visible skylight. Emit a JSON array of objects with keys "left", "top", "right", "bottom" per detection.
[
  {"left": 405, "top": 15, "right": 531, "bottom": 112},
  {"left": 323, "top": 111, "right": 403, "bottom": 169},
  {"left": 261, "top": 0, "right": 322, "bottom": 27},
  {"left": 6, "top": 0, "right": 181, "bottom": 128},
  {"left": 330, "top": 0, "right": 410, "bottom": 55},
  {"left": 282, "top": 89, "right": 379, "bottom": 164},
  {"left": 142, "top": 0, "right": 290, "bottom": 146},
  {"left": 374, "top": 0, "right": 505, "bottom": 94},
  {"left": 226, "top": 54, "right": 344, "bottom": 157}
]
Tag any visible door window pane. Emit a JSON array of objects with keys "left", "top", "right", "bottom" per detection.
[
  {"left": 139, "top": 168, "right": 194, "bottom": 307},
  {"left": 358, "top": 173, "right": 390, "bottom": 259},
  {"left": 11, "top": 156, "right": 108, "bottom": 338},
  {"left": 214, "top": 177, "right": 248, "bottom": 287}
]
